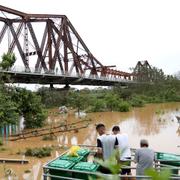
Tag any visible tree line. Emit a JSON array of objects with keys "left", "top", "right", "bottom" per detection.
[{"left": 37, "top": 66, "right": 180, "bottom": 112}]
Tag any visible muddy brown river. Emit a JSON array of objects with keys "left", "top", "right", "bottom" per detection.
[{"left": 0, "top": 102, "right": 180, "bottom": 179}]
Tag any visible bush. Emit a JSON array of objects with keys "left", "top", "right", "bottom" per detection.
[
  {"left": 24, "top": 169, "right": 31, "bottom": 173},
  {"left": 0, "top": 138, "right": 3, "bottom": 146},
  {"left": 90, "top": 99, "right": 106, "bottom": 112},
  {"left": 42, "top": 134, "right": 55, "bottom": 141},
  {"left": 130, "top": 96, "right": 145, "bottom": 107},
  {"left": 117, "top": 101, "right": 130, "bottom": 112},
  {"left": 25, "top": 147, "right": 52, "bottom": 158},
  {"left": 0, "top": 147, "right": 6, "bottom": 151}
]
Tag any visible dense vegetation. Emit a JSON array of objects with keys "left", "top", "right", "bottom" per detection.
[
  {"left": 37, "top": 67, "right": 180, "bottom": 112},
  {"left": 0, "top": 84, "right": 47, "bottom": 128},
  {"left": 0, "top": 53, "right": 47, "bottom": 128}
]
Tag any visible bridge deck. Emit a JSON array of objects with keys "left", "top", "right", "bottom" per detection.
[{"left": 0, "top": 68, "right": 135, "bottom": 86}]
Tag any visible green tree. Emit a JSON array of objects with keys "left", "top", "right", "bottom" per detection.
[
  {"left": 11, "top": 88, "right": 47, "bottom": 128},
  {"left": 130, "top": 95, "right": 145, "bottom": 107},
  {"left": 0, "top": 52, "right": 16, "bottom": 70},
  {"left": 91, "top": 99, "right": 106, "bottom": 112},
  {"left": 117, "top": 101, "right": 130, "bottom": 112},
  {"left": 105, "top": 93, "right": 119, "bottom": 111},
  {"left": 0, "top": 90, "right": 19, "bottom": 127},
  {"left": 37, "top": 87, "right": 68, "bottom": 108},
  {"left": 67, "top": 90, "right": 89, "bottom": 113}
]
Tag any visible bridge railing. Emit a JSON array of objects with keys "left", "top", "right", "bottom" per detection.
[{"left": 0, "top": 66, "right": 134, "bottom": 83}]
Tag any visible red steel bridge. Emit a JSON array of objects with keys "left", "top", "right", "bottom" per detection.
[{"left": 0, "top": 5, "right": 137, "bottom": 86}]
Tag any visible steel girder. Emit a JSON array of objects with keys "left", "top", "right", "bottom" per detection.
[
  {"left": 0, "top": 5, "right": 133, "bottom": 80},
  {"left": 133, "top": 60, "right": 152, "bottom": 81}
]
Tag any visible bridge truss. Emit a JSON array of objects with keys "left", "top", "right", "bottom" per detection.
[
  {"left": 0, "top": 5, "right": 133, "bottom": 85},
  {"left": 133, "top": 60, "right": 153, "bottom": 82}
]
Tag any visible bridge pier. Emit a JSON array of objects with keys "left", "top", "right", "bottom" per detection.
[
  {"left": 50, "top": 84, "right": 54, "bottom": 89},
  {"left": 64, "top": 84, "right": 70, "bottom": 90}
]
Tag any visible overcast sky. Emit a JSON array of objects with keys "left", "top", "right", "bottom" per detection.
[{"left": 1, "top": 0, "right": 180, "bottom": 75}]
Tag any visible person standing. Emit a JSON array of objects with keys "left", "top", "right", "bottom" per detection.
[
  {"left": 96, "top": 123, "right": 118, "bottom": 160},
  {"left": 112, "top": 126, "right": 132, "bottom": 175},
  {"left": 134, "top": 139, "right": 155, "bottom": 176}
]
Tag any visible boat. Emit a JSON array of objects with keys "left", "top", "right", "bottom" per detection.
[
  {"left": 43, "top": 146, "right": 180, "bottom": 180},
  {"left": 156, "top": 152, "right": 180, "bottom": 175}
]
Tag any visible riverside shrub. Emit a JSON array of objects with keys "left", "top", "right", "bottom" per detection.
[
  {"left": 130, "top": 96, "right": 145, "bottom": 107},
  {"left": 117, "top": 101, "right": 130, "bottom": 112},
  {"left": 25, "top": 147, "right": 52, "bottom": 158},
  {"left": 0, "top": 138, "right": 3, "bottom": 146}
]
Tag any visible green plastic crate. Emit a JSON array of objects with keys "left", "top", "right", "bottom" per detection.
[
  {"left": 77, "top": 148, "right": 90, "bottom": 161},
  {"left": 48, "top": 159, "right": 75, "bottom": 179},
  {"left": 59, "top": 154, "right": 84, "bottom": 163},
  {"left": 77, "top": 148, "right": 90, "bottom": 156},
  {"left": 72, "top": 162, "right": 99, "bottom": 180}
]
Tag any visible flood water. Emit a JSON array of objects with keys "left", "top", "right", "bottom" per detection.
[{"left": 0, "top": 102, "right": 180, "bottom": 179}]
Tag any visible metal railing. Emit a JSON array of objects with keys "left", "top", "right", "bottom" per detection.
[{"left": 0, "top": 66, "right": 135, "bottom": 84}]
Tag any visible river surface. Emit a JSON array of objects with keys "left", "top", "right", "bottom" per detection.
[{"left": 0, "top": 102, "right": 180, "bottom": 179}]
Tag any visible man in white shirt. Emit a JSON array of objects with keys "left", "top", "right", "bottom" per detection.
[
  {"left": 96, "top": 123, "right": 118, "bottom": 160},
  {"left": 112, "top": 126, "right": 131, "bottom": 175}
]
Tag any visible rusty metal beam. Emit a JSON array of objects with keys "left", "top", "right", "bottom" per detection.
[
  {"left": 0, "top": 5, "right": 26, "bottom": 17},
  {"left": 63, "top": 24, "right": 68, "bottom": 73},
  {"left": 50, "top": 19, "right": 64, "bottom": 71},
  {"left": 35, "top": 24, "right": 48, "bottom": 71},
  {"left": 67, "top": 19, "right": 104, "bottom": 68},
  {"left": 66, "top": 22, "right": 83, "bottom": 75},
  {"left": 0, "top": 5, "right": 65, "bottom": 19},
  {"left": 26, "top": 14, "right": 66, "bottom": 19},
  {"left": 0, "top": 5, "right": 134, "bottom": 82},
  {"left": 8, "top": 22, "right": 23, "bottom": 53},
  {"left": 47, "top": 20, "right": 53, "bottom": 70},
  {"left": 51, "top": 25, "right": 64, "bottom": 73},
  {"left": 0, "top": 23, "right": 7, "bottom": 44},
  {"left": 7, "top": 20, "right": 30, "bottom": 71},
  {"left": 27, "top": 22, "right": 48, "bottom": 72},
  {"left": 0, "top": 17, "right": 7, "bottom": 22},
  {"left": 8, "top": 19, "right": 49, "bottom": 23}
]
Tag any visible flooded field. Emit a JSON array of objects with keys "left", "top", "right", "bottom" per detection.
[{"left": 0, "top": 102, "right": 180, "bottom": 179}]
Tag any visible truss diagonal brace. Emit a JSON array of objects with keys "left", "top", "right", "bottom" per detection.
[
  {"left": 51, "top": 27, "right": 64, "bottom": 73},
  {"left": 6, "top": 20, "right": 30, "bottom": 71},
  {"left": 27, "top": 22, "right": 48, "bottom": 72},
  {"left": 35, "top": 23, "right": 48, "bottom": 72},
  {"left": 0, "top": 24, "right": 7, "bottom": 44},
  {"left": 8, "top": 22, "right": 23, "bottom": 53}
]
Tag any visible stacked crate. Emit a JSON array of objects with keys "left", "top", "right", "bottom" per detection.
[{"left": 46, "top": 148, "right": 100, "bottom": 180}]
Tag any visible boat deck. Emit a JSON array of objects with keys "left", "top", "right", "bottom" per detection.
[{"left": 43, "top": 146, "right": 180, "bottom": 180}]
